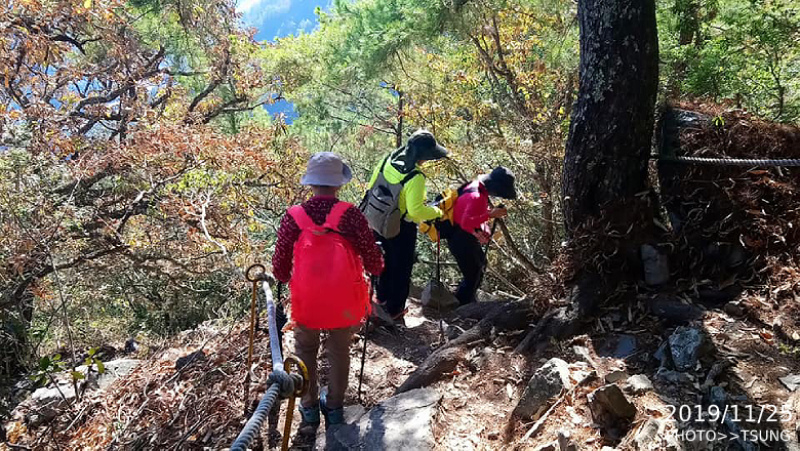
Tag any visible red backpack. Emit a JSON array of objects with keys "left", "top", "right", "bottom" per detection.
[{"left": 288, "top": 202, "right": 370, "bottom": 329}]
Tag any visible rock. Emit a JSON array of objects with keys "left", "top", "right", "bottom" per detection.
[
  {"left": 654, "top": 341, "right": 670, "bottom": 367},
  {"left": 31, "top": 383, "right": 75, "bottom": 409},
  {"left": 634, "top": 418, "right": 661, "bottom": 450},
  {"left": 596, "top": 334, "right": 638, "bottom": 359},
  {"left": 587, "top": 384, "right": 637, "bottom": 427},
  {"left": 513, "top": 358, "right": 572, "bottom": 420},
  {"left": 487, "top": 431, "right": 499, "bottom": 440},
  {"left": 445, "top": 323, "right": 460, "bottom": 340},
  {"left": 327, "top": 388, "right": 442, "bottom": 451},
  {"left": 723, "top": 301, "right": 746, "bottom": 317},
  {"left": 124, "top": 337, "right": 139, "bottom": 354},
  {"left": 26, "top": 383, "right": 76, "bottom": 427},
  {"left": 94, "top": 359, "right": 140, "bottom": 390},
  {"left": 641, "top": 244, "right": 669, "bottom": 286},
  {"left": 315, "top": 405, "right": 368, "bottom": 450},
  {"left": 420, "top": 281, "right": 458, "bottom": 310},
  {"left": 176, "top": 350, "right": 206, "bottom": 371},
  {"left": 708, "top": 385, "right": 727, "bottom": 408},
  {"left": 557, "top": 430, "right": 578, "bottom": 451},
  {"left": 535, "top": 444, "right": 557, "bottom": 451},
  {"left": 724, "top": 415, "right": 758, "bottom": 451},
  {"left": 780, "top": 374, "right": 800, "bottom": 392},
  {"left": 25, "top": 406, "right": 59, "bottom": 428},
  {"left": 668, "top": 326, "right": 705, "bottom": 371},
  {"left": 655, "top": 368, "right": 692, "bottom": 385},
  {"left": 572, "top": 345, "right": 597, "bottom": 368},
  {"left": 613, "top": 335, "right": 637, "bottom": 359},
  {"left": 649, "top": 295, "right": 704, "bottom": 325},
  {"left": 626, "top": 374, "right": 653, "bottom": 395},
  {"left": 606, "top": 370, "right": 628, "bottom": 384}
]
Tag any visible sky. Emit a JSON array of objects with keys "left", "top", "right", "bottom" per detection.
[
  {"left": 238, "top": 0, "right": 327, "bottom": 42},
  {"left": 238, "top": 0, "right": 329, "bottom": 121}
]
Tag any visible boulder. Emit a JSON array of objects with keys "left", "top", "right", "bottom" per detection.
[
  {"left": 668, "top": 326, "right": 705, "bottom": 371},
  {"left": 513, "top": 358, "right": 572, "bottom": 420},
  {"left": 420, "top": 281, "right": 458, "bottom": 310},
  {"left": 587, "top": 384, "right": 637, "bottom": 427},
  {"left": 25, "top": 383, "right": 76, "bottom": 427},
  {"left": 30, "top": 383, "right": 75, "bottom": 408},
  {"left": 626, "top": 375, "right": 653, "bottom": 395},
  {"left": 323, "top": 388, "right": 442, "bottom": 451},
  {"left": 84, "top": 359, "right": 141, "bottom": 390}
]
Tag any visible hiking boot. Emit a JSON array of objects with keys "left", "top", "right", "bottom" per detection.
[
  {"left": 298, "top": 404, "right": 320, "bottom": 435},
  {"left": 320, "top": 391, "right": 345, "bottom": 428}
]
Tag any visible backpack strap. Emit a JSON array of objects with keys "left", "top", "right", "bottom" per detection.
[
  {"left": 323, "top": 202, "right": 352, "bottom": 231},
  {"left": 457, "top": 182, "right": 478, "bottom": 196},
  {"left": 400, "top": 169, "right": 420, "bottom": 185},
  {"left": 288, "top": 205, "right": 315, "bottom": 230},
  {"left": 378, "top": 154, "right": 390, "bottom": 173},
  {"left": 381, "top": 152, "right": 420, "bottom": 186}
]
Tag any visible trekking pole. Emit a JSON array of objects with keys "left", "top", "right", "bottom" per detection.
[
  {"left": 358, "top": 276, "right": 375, "bottom": 404},
  {"left": 477, "top": 208, "right": 503, "bottom": 291},
  {"left": 243, "top": 264, "right": 266, "bottom": 415},
  {"left": 436, "top": 238, "right": 444, "bottom": 342}
]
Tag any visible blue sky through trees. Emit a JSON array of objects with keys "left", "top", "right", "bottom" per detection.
[{"left": 238, "top": 0, "right": 328, "bottom": 122}]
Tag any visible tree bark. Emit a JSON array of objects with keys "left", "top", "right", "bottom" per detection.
[{"left": 562, "top": 0, "right": 659, "bottom": 234}]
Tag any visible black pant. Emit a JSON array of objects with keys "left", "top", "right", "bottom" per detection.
[
  {"left": 446, "top": 227, "right": 485, "bottom": 305},
  {"left": 376, "top": 220, "right": 417, "bottom": 316}
]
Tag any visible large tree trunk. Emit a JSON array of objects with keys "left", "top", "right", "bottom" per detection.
[{"left": 562, "top": 0, "right": 659, "bottom": 234}]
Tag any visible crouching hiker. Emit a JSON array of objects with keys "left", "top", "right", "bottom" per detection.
[
  {"left": 446, "top": 166, "right": 517, "bottom": 305},
  {"left": 272, "top": 152, "right": 383, "bottom": 431}
]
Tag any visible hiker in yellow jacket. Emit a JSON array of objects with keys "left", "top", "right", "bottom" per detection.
[{"left": 363, "top": 130, "right": 448, "bottom": 322}]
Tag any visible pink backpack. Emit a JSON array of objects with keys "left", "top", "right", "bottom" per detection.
[{"left": 288, "top": 202, "right": 370, "bottom": 329}]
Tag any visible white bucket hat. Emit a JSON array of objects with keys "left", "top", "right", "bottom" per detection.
[{"left": 300, "top": 152, "right": 353, "bottom": 187}]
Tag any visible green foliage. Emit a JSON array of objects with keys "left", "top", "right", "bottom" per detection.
[{"left": 660, "top": 0, "right": 800, "bottom": 121}]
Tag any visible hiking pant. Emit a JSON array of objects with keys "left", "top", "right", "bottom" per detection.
[
  {"left": 294, "top": 324, "right": 356, "bottom": 410},
  {"left": 446, "top": 226, "right": 485, "bottom": 305},
  {"left": 375, "top": 220, "right": 417, "bottom": 316}
]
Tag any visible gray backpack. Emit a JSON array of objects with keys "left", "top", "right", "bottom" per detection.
[{"left": 359, "top": 156, "right": 419, "bottom": 238}]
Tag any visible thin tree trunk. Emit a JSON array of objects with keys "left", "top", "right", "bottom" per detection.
[{"left": 396, "top": 89, "right": 404, "bottom": 147}]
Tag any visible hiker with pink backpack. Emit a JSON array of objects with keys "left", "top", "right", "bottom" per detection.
[{"left": 272, "top": 152, "right": 383, "bottom": 431}]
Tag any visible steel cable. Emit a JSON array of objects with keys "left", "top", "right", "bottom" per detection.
[{"left": 657, "top": 156, "right": 800, "bottom": 166}]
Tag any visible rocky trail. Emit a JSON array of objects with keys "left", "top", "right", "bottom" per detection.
[{"left": 4, "top": 285, "right": 800, "bottom": 450}]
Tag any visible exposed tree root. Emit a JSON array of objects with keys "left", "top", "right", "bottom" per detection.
[{"left": 396, "top": 301, "right": 532, "bottom": 394}]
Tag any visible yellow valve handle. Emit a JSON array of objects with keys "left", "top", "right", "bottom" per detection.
[
  {"left": 283, "top": 355, "right": 309, "bottom": 397},
  {"left": 281, "top": 355, "right": 309, "bottom": 451}
]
